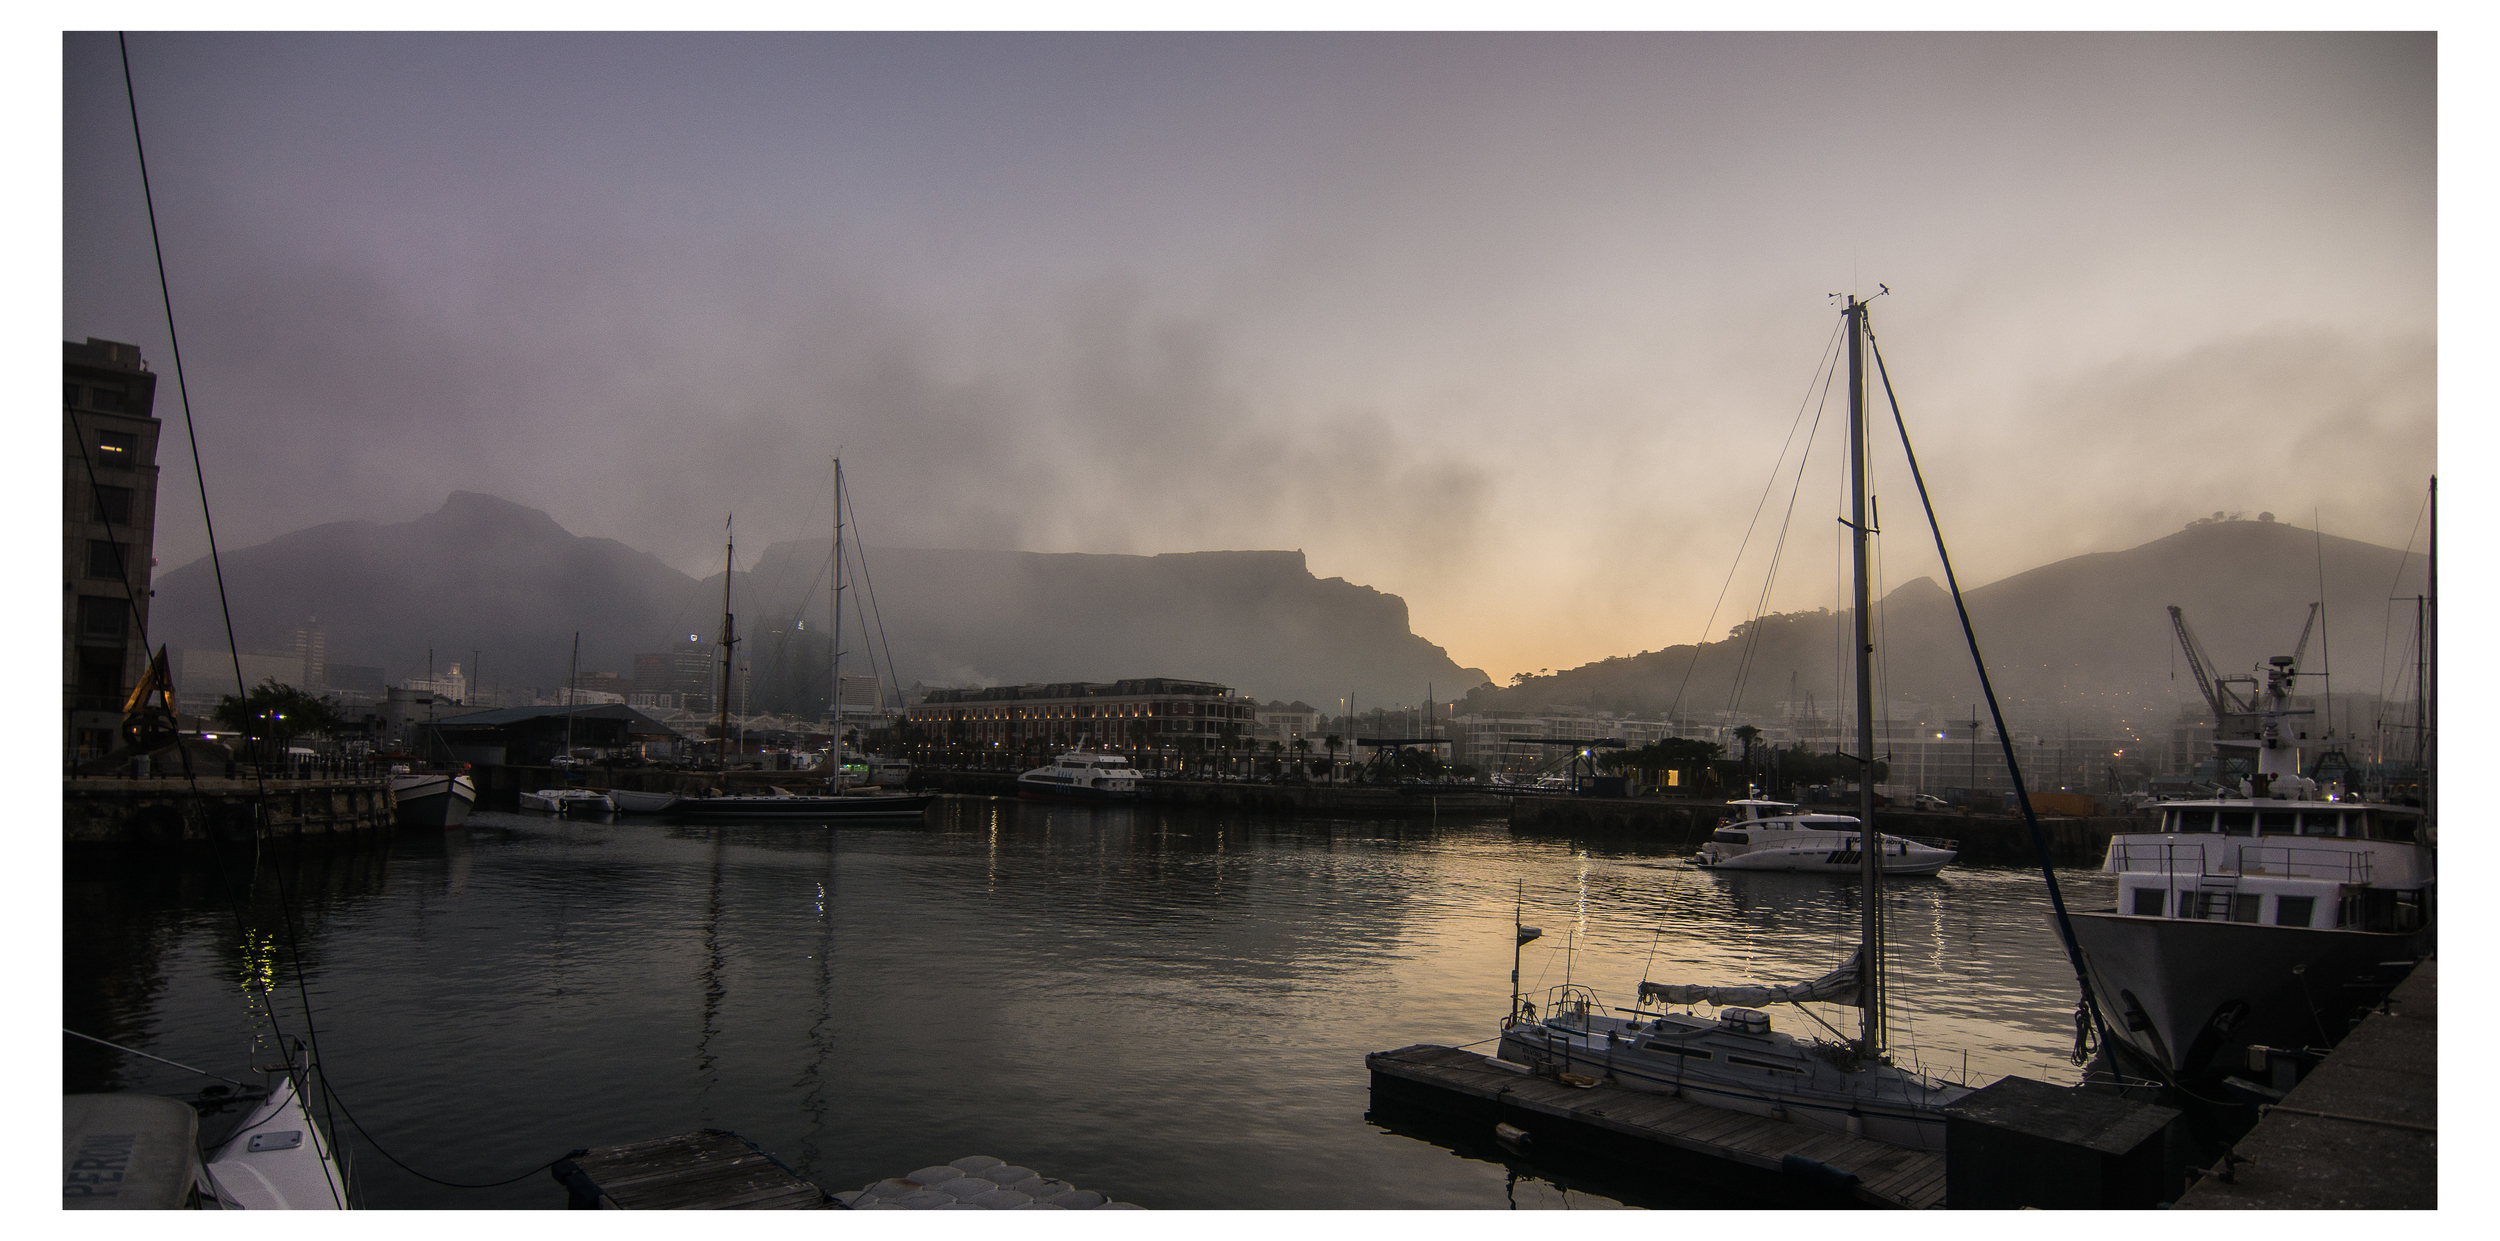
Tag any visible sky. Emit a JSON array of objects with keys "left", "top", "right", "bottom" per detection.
[{"left": 58, "top": 31, "right": 2440, "bottom": 686}]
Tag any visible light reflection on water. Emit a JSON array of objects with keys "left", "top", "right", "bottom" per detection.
[{"left": 63, "top": 799, "right": 2108, "bottom": 1209}]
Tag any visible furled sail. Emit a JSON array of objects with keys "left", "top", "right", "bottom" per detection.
[{"left": 1637, "top": 949, "right": 1862, "bottom": 1009}]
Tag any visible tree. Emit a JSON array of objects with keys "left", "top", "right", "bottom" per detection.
[
  {"left": 1324, "top": 733, "right": 1342, "bottom": 785},
  {"left": 213, "top": 679, "right": 340, "bottom": 760}
]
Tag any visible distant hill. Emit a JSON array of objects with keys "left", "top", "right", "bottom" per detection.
[
  {"left": 147, "top": 492, "right": 1487, "bottom": 708},
  {"left": 1462, "top": 518, "right": 2429, "bottom": 729}
]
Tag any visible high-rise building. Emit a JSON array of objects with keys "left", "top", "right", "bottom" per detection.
[{"left": 64, "top": 338, "right": 163, "bottom": 763}]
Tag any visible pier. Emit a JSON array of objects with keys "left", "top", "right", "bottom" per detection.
[
  {"left": 1366, "top": 1043, "right": 1945, "bottom": 1208},
  {"left": 63, "top": 775, "right": 395, "bottom": 851},
  {"left": 2173, "top": 955, "right": 2436, "bottom": 1209},
  {"left": 913, "top": 770, "right": 1509, "bottom": 817}
]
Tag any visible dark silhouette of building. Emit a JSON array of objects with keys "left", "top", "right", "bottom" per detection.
[{"left": 65, "top": 338, "right": 163, "bottom": 763}]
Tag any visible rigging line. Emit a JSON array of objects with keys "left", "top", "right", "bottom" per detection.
[
  {"left": 1865, "top": 327, "right": 2110, "bottom": 1048},
  {"left": 1667, "top": 315, "right": 1845, "bottom": 724},
  {"left": 1725, "top": 345, "right": 1841, "bottom": 714},
  {"left": 116, "top": 34, "right": 255, "bottom": 758},
  {"left": 2374, "top": 482, "right": 2432, "bottom": 712},
  {"left": 120, "top": 41, "right": 336, "bottom": 1196},
  {"left": 64, "top": 1028, "right": 257, "bottom": 1089},
  {"left": 841, "top": 479, "right": 908, "bottom": 710}
]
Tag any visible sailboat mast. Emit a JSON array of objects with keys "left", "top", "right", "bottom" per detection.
[
  {"left": 831, "top": 458, "right": 846, "bottom": 793},
  {"left": 718, "top": 518, "right": 734, "bottom": 771},
  {"left": 564, "top": 632, "right": 578, "bottom": 761},
  {"left": 1847, "top": 295, "right": 1887, "bottom": 1059}
]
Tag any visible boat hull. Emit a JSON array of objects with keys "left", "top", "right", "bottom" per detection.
[
  {"left": 2068, "top": 909, "right": 2431, "bottom": 1081},
  {"left": 518, "top": 790, "right": 613, "bottom": 815},
  {"left": 606, "top": 789, "right": 682, "bottom": 814},
  {"left": 1014, "top": 779, "right": 1139, "bottom": 803},
  {"left": 1697, "top": 846, "right": 1955, "bottom": 876},
  {"left": 388, "top": 773, "right": 475, "bottom": 829},
  {"left": 1495, "top": 1024, "right": 1963, "bottom": 1152}
]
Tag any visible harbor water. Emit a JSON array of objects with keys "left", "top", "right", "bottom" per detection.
[{"left": 63, "top": 798, "right": 2111, "bottom": 1209}]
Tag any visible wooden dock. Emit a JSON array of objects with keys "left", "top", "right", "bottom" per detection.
[
  {"left": 1367, "top": 1043, "right": 1947, "bottom": 1209},
  {"left": 552, "top": 1130, "right": 831, "bottom": 1209}
]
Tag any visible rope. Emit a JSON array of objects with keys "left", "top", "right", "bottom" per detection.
[{"left": 64, "top": 1028, "right": 256, "bottom": 1089}]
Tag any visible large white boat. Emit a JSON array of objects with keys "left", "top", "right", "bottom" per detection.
[
  {"left": 1694, "top": 798, "right": 1958, "bottom": 875},
  {"left": 387, "top": 768, "right": 475, "bottom": 828},
  {"left": 2068, "top": 644, "right": 2433, "bottom": 1083},
  {"left": 1016, "top": 752, "right": 1143, "bottom": 802}
]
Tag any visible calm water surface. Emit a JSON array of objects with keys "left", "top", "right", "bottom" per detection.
[{"left": 63, "top": 799, "right": 2110, "bottom": 1209}]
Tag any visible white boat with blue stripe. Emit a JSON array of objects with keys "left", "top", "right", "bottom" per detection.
[{"left": 1015, "top": 752, "right": 1142, "bottom": 802}]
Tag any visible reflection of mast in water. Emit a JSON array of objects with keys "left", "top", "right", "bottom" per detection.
[
  {"left": 694, "top": 827, "right": 727, "bottom": 1118},
  {"left": 796, "top": 833, "right": 838, "bottom": 1179}
]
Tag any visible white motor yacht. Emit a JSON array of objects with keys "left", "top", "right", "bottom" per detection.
[{"left": 1695, "top": 799, "right": 1958, "bottom": 876}]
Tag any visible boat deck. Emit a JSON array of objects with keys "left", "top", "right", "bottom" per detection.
[{"left": 1367, "top": 1043, "right": 1947, "bottom": 1209}]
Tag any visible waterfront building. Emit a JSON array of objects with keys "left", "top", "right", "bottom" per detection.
[
  {"left": 1252, "top": 700, "right": 1321, "bottom": 746},
  {"left": 64, "top": 339, "right": 163, "bottom": 763},
  {"left": 908, "top": 678, "right": 1256, "bottom": 761}
]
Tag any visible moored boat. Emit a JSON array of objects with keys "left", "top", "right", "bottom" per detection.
[
  {"left": 387, "top": 767, "right": 475, "bottom": 828},
  {"left": 605, "top": 788, "right": 682, "bottom": 814},
  {"left": 2068, "top": 637, "right": 2433, "bottom": 1084},
  {"left": 1694, "top": 798, "right": 1957, "bottom": 875},
  {"left": 1015, "top": 751, "right": 1142, "bottom": 801},
  {"left": 518, "top": 788, "right": 613, "bottom": 815}
]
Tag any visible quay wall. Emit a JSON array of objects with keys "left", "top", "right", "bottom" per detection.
[
  {"left": 63, "top": 776, "right": 396, "bottom": 851},
  {"left": 1508, "top": 795, "right": 2141, "bottom": 869},
  {"left": 915, "top": 770, "right": 1508, "bottom": 818}
]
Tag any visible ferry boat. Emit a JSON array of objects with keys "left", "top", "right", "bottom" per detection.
[
  {"left": 2068, "top": 652, "right": 2433, "bottom": 1083},
  {"left": 1016, "top": 752, "right": 1142, "bottom": 801},
  {"left": 1694, "top": 799, "right": 1958, "bottom": 876}
]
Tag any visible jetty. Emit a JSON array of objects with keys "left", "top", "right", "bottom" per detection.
[
  {"left": 63, "top": 775, "right": 395, "bottom": 852},
  {"left": 1366, "top": 1043, "right": 1945, "bottom": 1208},
  {"left": 2173, "top": 955, "right": 2436, "bottom": 1209}
]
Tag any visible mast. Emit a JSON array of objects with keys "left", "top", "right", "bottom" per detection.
[
  {"left": 717, "top": 517, "right": 735, "bottom": 771},
  {"left": 564, "top": 632, "right": 579, "bottom": 768},
  {"left": 1846, "top": 294, "right": 1887, "bottom": 1059},
  {"left": 831, "top": 459, "right": 846, "bottom": 793},
  {"left": 2424, "top": 474, "right": 2435, "bottom": 820}
]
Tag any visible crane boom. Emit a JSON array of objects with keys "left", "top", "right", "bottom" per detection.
[
  {"left": 2169, "top": 605, "right": 2229, "bottom": 727},
  {"left": 2287, "top": 601, "right": 2320, "bottom": 680}
]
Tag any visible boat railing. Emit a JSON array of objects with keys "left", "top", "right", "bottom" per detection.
[
  {"left": 2236, "top": 844, "right": 2373, "bottom": 883},
  {"left": 2110, "top": 840, "right": 2374, "bottom": 883},
  {"left": 2109, "top": 841, "right": 2215, "bottom": 877}
]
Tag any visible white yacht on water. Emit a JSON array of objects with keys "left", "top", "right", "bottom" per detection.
[
  {"left": 2069, "top": 646, "right": 2433, "bottom": 1084},
  {"left": 1695, "top": 798, "right": 1958, "bottom": 875},
  {"left": 1498, "top": 295, "right": 1974, "bottom": 1153}
]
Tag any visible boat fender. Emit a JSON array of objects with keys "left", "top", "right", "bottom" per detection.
[{"left": 1780, "top": 1154, "right": 1859, "bottom": 1191}]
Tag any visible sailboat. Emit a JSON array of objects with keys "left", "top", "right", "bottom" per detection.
[
  {"left": 673, "top": 461, "right": 935, "bottom": 823},
  {"left": 1495, "top": 294, "right": 1972, "bottom": 1152}
]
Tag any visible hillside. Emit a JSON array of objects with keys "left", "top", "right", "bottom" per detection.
[
  {"left": 1462, "top": 518, "right": 2428, "bottom": 727},
  {"left": 147, "top": 492, "right": 1487, "bottom": 708}
]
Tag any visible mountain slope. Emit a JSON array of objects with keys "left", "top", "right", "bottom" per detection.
[
  {"left": 148, "top": 492, "right": 1487, "bottom": 707},
  {"left": 1464, "top": 518, "right": 2428, "bottom": 726}
]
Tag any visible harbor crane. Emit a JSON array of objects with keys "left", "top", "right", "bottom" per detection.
[{"left": 2168, "top": 604, "right": 2260, "bottom": 736}]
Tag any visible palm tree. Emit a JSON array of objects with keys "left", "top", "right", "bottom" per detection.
[
  {"left": 1291, "top": 735, "right": 1310, "bottom": 781},
  {"left": 1324, "top": 733, "right": 1342, "bottom": 785}
]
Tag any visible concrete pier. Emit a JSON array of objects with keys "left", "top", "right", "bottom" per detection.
[
  {"left": 2173, "top": 956, "right": 2435, "bottom": 1209},
  {"left": 63, "top": 776, "right": 395, "bottom": 850}
]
